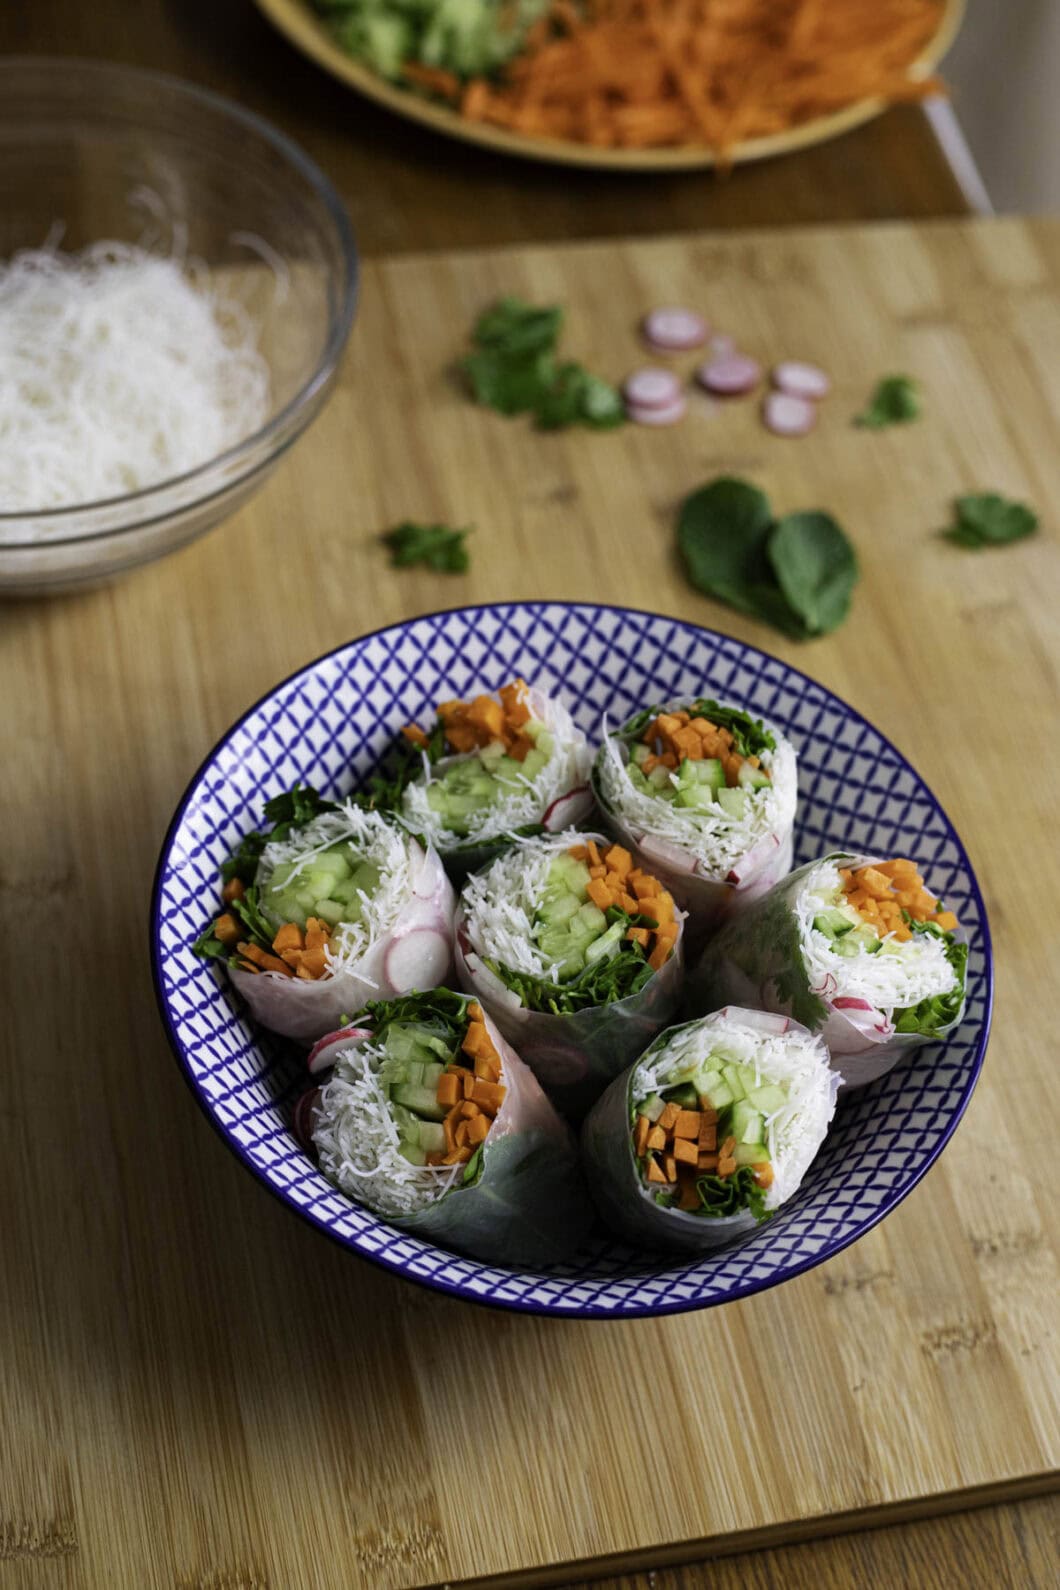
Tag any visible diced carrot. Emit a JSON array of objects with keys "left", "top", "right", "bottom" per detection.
[
  {"left": 671, "top": 725, "right": 703, "bottom": 761},
  {"left": 655, "top": 922, "right": 679, "bottom": 946},
  {"left": 604, "top": 844, "right": 632, "bottom": 878},
  {"left": 499, "top": 680, "right": 531, "bottom": 728},
  {"left": 213, "top": 913, "right": 241, "bottom": 946},
  {"left": 857, "top": 867, "right": 897, "bottom": 900},
  {"left": 467, "top": 1113, "right": 490, "bottom": 1145},
  {"left": 568, "top": 845, "right": 589, "bottom": 861},
  {"left": 626, "top": 927, "right": 651, "bottom": 948},
  {"left": 221, "top": 877, "right": 245, "bottom": 904},
  {"left": 631, "top": 874, "right": 657, "bottom": 899},
  {"left": 462, "top": 1020, "right": 496, "bottom": 1062},
  {"left": 586, "top": 878, "right": 612, "bottom": 910},
  {"left": 698, "top": 1152, "right": 719, "bottom": 1171},
  {"left": 673, "top": 1110, "right": 700, "bottom": 1140},
  {"left": 455, "top": 1119, "right": 470, "bottom": 1148},
  {"left": 658, "top": 1102, "right": 680, "bottom": 1132},
  {"left": 752, "top": 1163, "right": 774, "bottom": 1189},
  {"left": 305, "top": 919, "right": 331, "bottom": 951},
  {"left": 272, "top": 923, "right": 305, "bottom": 954},
  {"left": 443, "top": 1146, "right": 472, "bottom": 1166},
  {"left": 698, "top": 1122, "right": 717, "bottom": 1151},
  {"left": 467, "top": 694, "right": 505, "bottom": 741},
  {"left": 698, "top": 1102, "right": 718, "bottom": 1124},
  {"left": 641, "top": 755, "right": 659, "bottom": 774},
  {"left": 658, "top": 752, "right": 678, "bottom": 770},
  {"left": 878, "top": 858, "right": 919, "bottom": 877},
  {"left": 672, "top": 1137, "right": 698, "bottom": 1167},
  {"left": 634, "top": 1115, "right": 651, "bottom": 1156},
  {"left": 237, "top": 942, "right": 294, "bottom": 976},
  {"left": 677, "top": 1181, "right": 700, "bottom": 1211},
  {"left": 663, "top": 1155, "right": 678, "bottom": 1183},
  {"left": 298, "top": 947, "right": 328, "bottom": 979},
  {"left": 603, "top": 870, "right": 624, "bottom": 893},
  {"left": 467, "top": 1001, "right": 483, "bottom": 1021},
  {"left": 588, "top": 864, "right": 607, "bottom": 881},
  {"left": 471, "top": 1079, "right": 506, "bottom": 1114},
  {"left": 646, "top": 1125, "right": 666, "bottom": 1152},
  {"left": 636, "top": 896, "right": 663, "bottom": 923},
  {"left": 586, "top": 840, "right": 602, "bottom": 867},
  {"left": 436, "top": 1072, "right": 461, "bottom": 1108},
  {"left": 648, "top": 943, "right": 670, "bottom": 972},
  {"left": 619, "top": 891, "right": 640, "bottom": 915},
  {"left": 473, "top": 1055, "right": 500, "bottom": 1080},
  {"left": 718, "top": 1157, "right": 737, "bottom": 1178},
  {"left": 463, "top": 1074, "right": 475, "bottom": 1099},
  {"left": 401, "top": 724, "right": 430, "bottom": 748},
  {"left": 720, "top": 1136, "right": 737, "bottom": 1159},
  {"left": 646, "top": 1157, "right": 667, "bottom": 1185},
  {"left": 933, "top": 910, "right": 958, "bottom": 932}
]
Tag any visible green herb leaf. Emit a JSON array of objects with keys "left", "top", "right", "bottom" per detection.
[
  {"left": 855, "top": 375, "right": 921, "bottom": 429},
  {"left": 943, "top": 492, "right": 1039, "bottom": 550},
  {"left": 486, "top": 939, "right": 656, "bottom": 1016},
  {"left": 191, "top": 925, "right": 228, "bottom": 962},
  {"left": 768, "top": 510, "right": 859, "bottom": 637},
  {"left": 220, "top": 830, "right": 268, "bottom": 887},
  {"left": 357, "top": 987, "right": 470, "bottom": 1047},
  {"left": 893, "top": 926, "right": 968, "bottom": 1036},
  {"left": 463, "top": 296, "right": 625, "bottom": 432},
  {"left": 677, "top": 477, "right": 858, "bottom": 640},
  {"left": 382, "top": 521, "right": 471, "bottom": 574},
  {"left": 695, "top": 1166, "right": 772, "bottom": 1223},
  {"left": 577, "top": 372, "right": 626, "bottom": 430},
  {"left": 262, "top": 783, "right": 338, "bottom": 830},
  {"left": 471, "top": 297, "right": 563, "bottom": 356},
  {"left": 618, "top": 696, "right": 774, "bottom": 760},
  {"left": 463, "top": 346, "right": 557, "bottom": 416}
]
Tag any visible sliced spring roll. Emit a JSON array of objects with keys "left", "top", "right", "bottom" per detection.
[
  {"left": 691, "top": 853, "right": 968, "bottom": 1087},
  {"left": 375, "top": 678, "right": 592, "bottom": 874},
  {"left": 582, "top": 1007, "right": 837, "bottom": 1253},
  {"left": 592, "top": 697, "right": 797, "bottom": 934},
  {"left": 192, "top": 786, "right": 454, "bottom": 1044},
  {"left": 454, "top": 830, "right": 685, "bottom": 1117},
  {"left": 305, "top": 989, "right": 593, "bottom": 1266}
]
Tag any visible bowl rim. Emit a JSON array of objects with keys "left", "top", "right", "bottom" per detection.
[
  {"left": 150, "top": 600, "right": 994, "bottom": 1319},
  {"left": 0, "top": 55, "right": 358, "bottom": 542}
]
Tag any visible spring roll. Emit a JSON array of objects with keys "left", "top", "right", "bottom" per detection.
[
  {"left": 592, "top": 696, "right": 797, "bottom": 935},
  {"left": 691, "top": 853, "right": 968, "bottom": 1087},
  {"left": 582, "top": 1006, "right": 838, "bottom": 1253},
  {"left": 192, "top": 786, "right": 454, "bottom": 1044},
  {"left": 454, "top": 830, "right": 685, "bottom": 1117},
  {"left": 305, "top": 989, "right": 593, "bottom": 1266},
  {"left": 373, "top": 677, "right": 592, "bottom": 875}
]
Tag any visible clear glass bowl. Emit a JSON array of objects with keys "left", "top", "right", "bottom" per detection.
[{"left": 0, "top": 58, "right": 357, "bottom": 596}]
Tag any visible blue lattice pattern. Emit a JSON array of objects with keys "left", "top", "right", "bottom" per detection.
[{"left": 152, "top": 604, "right": 991, "bottom": 1318}]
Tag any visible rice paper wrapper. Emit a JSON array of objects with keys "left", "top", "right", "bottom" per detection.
[
  {"left": 228, "top": 840, "right": 456, "bottom": 1045},
  {"left": 580, "top": 1007, "right": 837, "bottom": 1254},
  {"left": 592, "top": 698, "right": 796, "bottom": 942},
  {"left": 454, "top": 909, "right": 685, "bottom": 1120},
  {"left": 689, "top": 854, "right": 968, "bottom": 1088},
  {"left": 313, "top": 1007, "right": 593, "bottom": 1267}
]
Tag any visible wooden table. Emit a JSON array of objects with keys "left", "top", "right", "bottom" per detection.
[
  {"left": 1, "top": 0, "right": 972, "bottom": 257},
  {"left": 3, "top": 213, "right": 1058, "bottom": 1588}
]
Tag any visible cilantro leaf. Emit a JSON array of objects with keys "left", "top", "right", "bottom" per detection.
[
  {"left": 677, "top": 476, "right": 858, "bottom": 639},
  {"left": 462, "top": 296, "right": 625, "bottom": 432},
  {"left": 486, "top": 937, "right": 655, "bottom": 1016},
  {"left": 943, "top": 492, "right": 1039, "bottom": 550},
  {"left": 471, "top": 297, "right": 563, "bottom": 356},
  {"left": 855, "top": 375, "right": 921, "bottom": 429},
  {"left": 382, "top": 521, "right": 470, "bottom": 574},
  {"left": 893, "top": 924, "right": 968, "bottom": 1036}
]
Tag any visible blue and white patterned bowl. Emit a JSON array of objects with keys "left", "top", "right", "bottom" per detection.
[{"left": 151, "top": 603, "right": 992, "bottom": 1318}]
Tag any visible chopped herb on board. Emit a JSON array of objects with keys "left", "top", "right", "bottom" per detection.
[
  {"left": 382, "top": 521, "right": 471, "bottom": 573},
  {"left": 677, "top": 476, "right": 859, "bottom": 640},
  {"left": 855, "top": 374, "right": 921, "bottom": 428},
  {"left": 942, "top": 492, "right": 1039, "bottom": 549},
  {"left": 462, "top": 297, "right": 625, "bottom": 431}
]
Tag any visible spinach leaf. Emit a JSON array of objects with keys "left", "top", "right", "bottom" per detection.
[
  {"left": 382, "top": 521, "right": 471, "bottom": 573},
  {"left": 463, "top": 346, "right": 556, "bottom": 416},
  {"left": 768, "top": 510, "right": 859, "bottom": 637},
  {"left": 943, "top": 492, "right": 1039, "bottom": 550},
  {"left": 677, "top": 476, "right": 859, "bottom": 639},
  {"left": 855, "top": 375, "right": 921, "bottom": 429}
]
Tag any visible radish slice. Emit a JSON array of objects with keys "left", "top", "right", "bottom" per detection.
[
  {"left": 718, "top": 1007, "right": 791, "bottom": 1035},
  {"left": 642, "top": 307, "right": 708, "bottom": 351},
  {"left": 383, "top": 927, "right": 451, "bottom": 995},
  {"left": 622, "top": 367, "right": 683, "bottom": 409},
  {"left": 762, "top": 391, "right": 817, "bottom": 436},
  {"left": 772, "top": 361, "right": 831, "bottom": 400},
  {"left": 292, "top": 1087, "right": 322, "bottom": 1151},
  {"left": 628, "top": 394, "right": 687, "bottom": 427},
  {"left": 695, "top": 353, "right": 762, "bottom": 396},
  {"left": 541, "top": 784, "right": 594, "bottom": 831},
  {"left": 724, "top": 830, "right": 781, "bottom": 886},
  {"left": 307, "top": 1025, "right": 372, "bottom": 1077},
  {"left": 833, "top": 996, "right": 875, "bottom": 1011},
  {"left": 637, "top": 833, "right": 698, "bottom": 873}
]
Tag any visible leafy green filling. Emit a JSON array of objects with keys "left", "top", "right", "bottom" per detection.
[
  {"left": 487, "top": 911, "right": 659, "bottom": 1015},
  {"left": 855, "top": 375, "right": 921, "bottom": 429},
  {"left": 677, "top": 476, "right": 859, "bottom": 640},
  {"left": 893, "top": 922, "right": 968, "bottom": 1036},
  {"left": 943, "top": 492, "right": 1039, "bottom": 550},
  {"left": 463, "top": 297, "right": 625, "bottom": 432},
  {"left": 620, "top": 696, "right": 776, "bottom": 760},
  {"left": 382, "top": 521, "right": 470, "bottom": 573}
]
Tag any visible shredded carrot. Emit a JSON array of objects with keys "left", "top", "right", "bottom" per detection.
[{"left": 439, "top": 0, "right": 946, "bottom": 155}]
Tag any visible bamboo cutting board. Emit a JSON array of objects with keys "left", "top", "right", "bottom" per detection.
[{"left": 1, "top": 217, "right": 1058, "bottom": 1589}]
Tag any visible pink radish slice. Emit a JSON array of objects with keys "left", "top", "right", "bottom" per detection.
[
  {"left": 641, "top": 307, "right": 708, "bottom": 351},
  {"left": 541, "top": 784, "right": 593, "bottom": 832},
  {"left": 696, "top": 353, "right": 762, "bottom": 396},
  {"left": 383, "top": 926, "right": 451, "bottom": 993},
  {"left": 833, "top": 997, "right": 875, "bottom": 1011},
  {"left": 762, "top": 391, "right": 817, "bottom": 436},
  {"left": 622, "top": 367, "right": 683, "bottom": 409},
  {"left": 292, "top": 1087, "right": 322, "bottom": 1151},
  {"left": 724, "top": 831, "right": 781, "bottom": 886},
  {"left": 637, "top": 832, "right": 698, "bottom": 873},
  {"left": 628, "top": 394, "right": 687, "bottom": 427},
  {"left": 307, "top": 1025, "right": 371, "bottom": 1076},
  {"left": 720, "top": 1007, "right": 790, "bottom": 1034},
  {"left": 772, "top": 361, "right": 831, "bottom": 400}
]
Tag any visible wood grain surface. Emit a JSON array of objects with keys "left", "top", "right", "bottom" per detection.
[
  {"left": 2, "top": 216, "right": 1058, "bottom": 1589},
  {"left": 0, "top": 0, "right": 970, "bottom": 255}
]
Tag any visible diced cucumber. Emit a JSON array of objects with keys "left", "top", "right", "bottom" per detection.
[
  {"left": 722, "top": 1064, "right": 748, "bottom": 1102},
  {"left": 703, "top": 1079, "right": 734, "bottom": 1110},
  {"left": 694, "top": 1068, "right": 724, "bottom": 1099},
  {"left": 716, "top": 787, "right": 748, "bottom": 820},
  {"left": 399, "top": 1143, "right": 427, "bottom": 1166},
  {"left": 418, "top": 1122, "right": 446, "bottom": 1154},
  {"left": 576, "top": 902, "right": 607, "bottom": 934},
  {"left": 733, "top": 1143, "right": 769, "bottom": 1168},
  {"left": 747, "top": 1084, "right": 787, "bottom": 1113},
  {"left": 732, "top": 1101, "right": 765, "bottom": 1145},
  {"left": 674, "top": 784, "right": 716, "bottom": 810},
  {"left": 632, "top": 742, "right": 651, "bottom": 766},
  {"left": 814, "top": 908, "right": 855, "bottom": 939},
  {"left": 405, "top": 1060, "right": 424, "bottom": 1087},
  {"left": 639, "top": 1093, "right": 665, "bottom": 1123},
  {"left": 421, "top": 1061, "right": 445, "bottom": 1090},
  {"left": 647, "top": 765, "right": 672, "bottom": 790},
  {"left": 698, "top": 758, "right": 724, "bottom": 791},
  {"left": 584, "top": 921, "right": 624, "bottom": 965},
  {"left": 664, "top": 1082, "right": 699, "bottom": 1108},
  {"left": 737, "top": 763, "right": 771, "bottom": 791},
  {"left": 390, "top": 1083, "right": 445, "bottom": 1121}
]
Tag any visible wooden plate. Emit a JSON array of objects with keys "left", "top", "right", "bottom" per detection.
[{"left": 254, "top": 0, "right": 964, "bottom": 171}]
